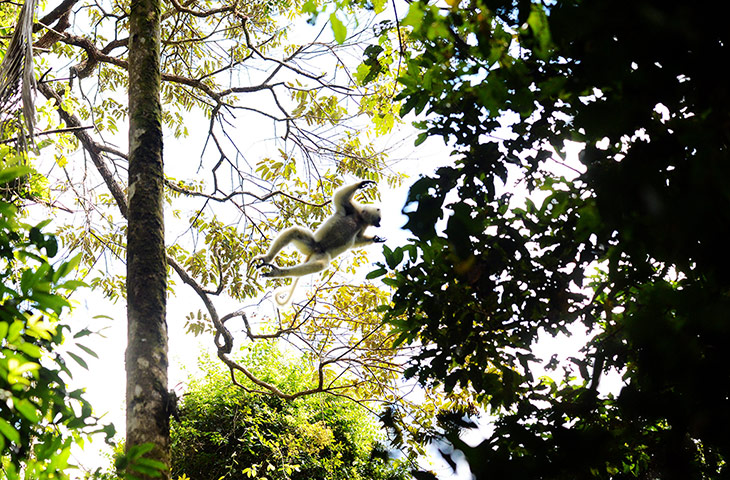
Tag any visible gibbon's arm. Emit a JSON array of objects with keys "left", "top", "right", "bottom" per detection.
[{"left": 332, "top": 180, "right": 375, "bottom": 215}]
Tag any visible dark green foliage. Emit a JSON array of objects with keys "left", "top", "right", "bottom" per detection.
[
  {"left": 115, "top": 443, "right": 168, "bottom": 480},
  {"left": 0, "top": 166, "right": 112, "bottom": 478},
  {"left": 379, "top": 0, "right": 730, "bottom": 478},
  {"left": 170, "top": 349, "right": 409, "bottom": 480}
]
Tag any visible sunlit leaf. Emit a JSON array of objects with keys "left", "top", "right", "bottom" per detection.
[
  {"left": 0, "top": 418, "right": 20, "bottom": 444},
  {"left": 329, "top": 13, "right": 347, "bottom": 44}
]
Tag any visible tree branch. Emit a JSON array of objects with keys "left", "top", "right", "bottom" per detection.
[
  {"left": 46, "top": 28, "right": 285, "bottom": 103},
  {"left": 34, "top": 1, "right": 73, "bottom": 49},
  {"left": 0, "top": 124, "right": 93, "bottom": 144}
]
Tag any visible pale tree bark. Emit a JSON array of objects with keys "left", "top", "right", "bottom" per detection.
[{"left": 126, "top": 0, "right": 168, "bottom": 477}]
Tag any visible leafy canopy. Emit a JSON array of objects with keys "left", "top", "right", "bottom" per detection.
[
  {"left": 170, "top": 343, "right": 409, "bottom": 480},
  {"left": 375, "top": 0, "right": 730, "bottom": 478}
]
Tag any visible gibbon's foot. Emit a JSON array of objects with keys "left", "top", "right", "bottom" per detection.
[
  {"left": 372, "top": 236, "right": 386, "bottom": 243},
  {"left": 358, "top": 180, "right": 376, "bottom": 189},
  {"left": 259, "top": 263, "right": 283, "bottom": 278},
  {"left": 250, "top": 255, "right": 266, "bottom": 267}
]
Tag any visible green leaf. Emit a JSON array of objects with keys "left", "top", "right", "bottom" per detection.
[
  {"left": 370, "top": 0, "right": 386, "bottom": 14},
  {"left": 366, "top": 267, "right": 387, "bottom": 279},
  {"left": 526, "top": 3, "right": 553, "bottom": 59},
  {"left": 67, "top": 351, "right": 89, "bottom": 370},
  {"left": 57, "top": 279, "right": 88, "bottom": 291},
  {"left": 55, "top": 253, "right": 82, "bottom": 281},
  {"left": 17, "top": 342, "right": 42, "bottom": 358},
  {"left": 330, "top": 13, "right": 347, "bottom": 44},
  {"left": 0, "top": 166, "right": 31, "bottom": 185},
  {"left": 75, "top": 343, "right": 99, "bottom": 358},
  {"left": 30, "top": 292, "right": 71, "bottom": 312},
  {"left": 136, "top": 457, "right": 168, "bottom": 470},
  {"left": 128, "top": 463, "right": 164, "bottom": 477},
  {"left": 301, "top": 0, "right": 318, "bottom": 17},
  {"left": 128, "top": 442, "right": 156, "bottom": 460},
  {"left": 20, "top": 262, "right": 51, "bottom": 294},
  {"left": 14, "top": 398, "right": 40, "bottom": 422},
  {"left": 401, "top": 2, "right": 426, "bottom": 29},
  {"left": 34, "top": 219, "right": 52, "bottom": 230},
  {"left": 354, "top": 63, "right": 373, "bottom": 85},
  {"left": 0, "top": 417, "right": 20, "bottom": 444},
  {"left": 73, "top": 327, "right": 95, "bottom": 338},
  {"left": 364, "top": 44, "right": 384, "bottom": 57},
  {"left": 7, "top": 320, "right": 23, "bottom": 342},
  {"left": 384, "top": 246, "right": 404, "bottom": 269}
]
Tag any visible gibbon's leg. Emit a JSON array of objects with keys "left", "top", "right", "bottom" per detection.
[
  {"left": 252, "top": 226, "right": 317, "bottom": 265},
  {"left": 261, "top": 252, "right": 331, "bottom": 278}
]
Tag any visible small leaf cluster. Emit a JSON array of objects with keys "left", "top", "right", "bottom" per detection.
[{"left": 115, "top": 443, "right": 168, "bottom": 480}]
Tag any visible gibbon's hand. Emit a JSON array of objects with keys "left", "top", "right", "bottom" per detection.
[{"left": 372, "top": 236, "right": 386, "bottom": 243}]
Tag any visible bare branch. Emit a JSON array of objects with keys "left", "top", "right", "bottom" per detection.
[
  {"left": 168, "top": 0, "right": 238, "bottom": 18},
  {"left": 167, "top": 256, "right": 233, "bottom": 354},
  {"left": 36, "top": 0, "right": 79, "bottom": 27},
  {"left": 38, "top": 82, "right": 129, "bottom": 218},
  {"left": 239, "top": 19, "right": 335, "bottom": 89},
  {"left": 168, "top": 255, "right": 330, "bottom": 400},
  {"left": 44, "top": 28, "right": 284, "bottom": 103},
  {"left": 164, "top": 179, "right": 331, "bottom": 207}
]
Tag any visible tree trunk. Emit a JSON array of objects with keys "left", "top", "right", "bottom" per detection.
[{"left": 126, "top": 0, "right": 168, "bottom": 477}]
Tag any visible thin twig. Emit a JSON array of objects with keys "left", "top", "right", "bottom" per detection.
[{"left": 0, "top": 125, "right": 93, "bottom": 144}]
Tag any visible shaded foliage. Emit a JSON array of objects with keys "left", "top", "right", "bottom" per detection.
[{"left": 376, "top": 0, "right": 730, "bottom": 478}]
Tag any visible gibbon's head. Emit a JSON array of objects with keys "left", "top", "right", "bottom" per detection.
[{"left": 361, "top": 206, "right": 381, "bottom": 227}]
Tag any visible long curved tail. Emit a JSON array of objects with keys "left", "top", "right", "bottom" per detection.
[{"left": 273, "top": 276, "right": 300, "bottom": 306}]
